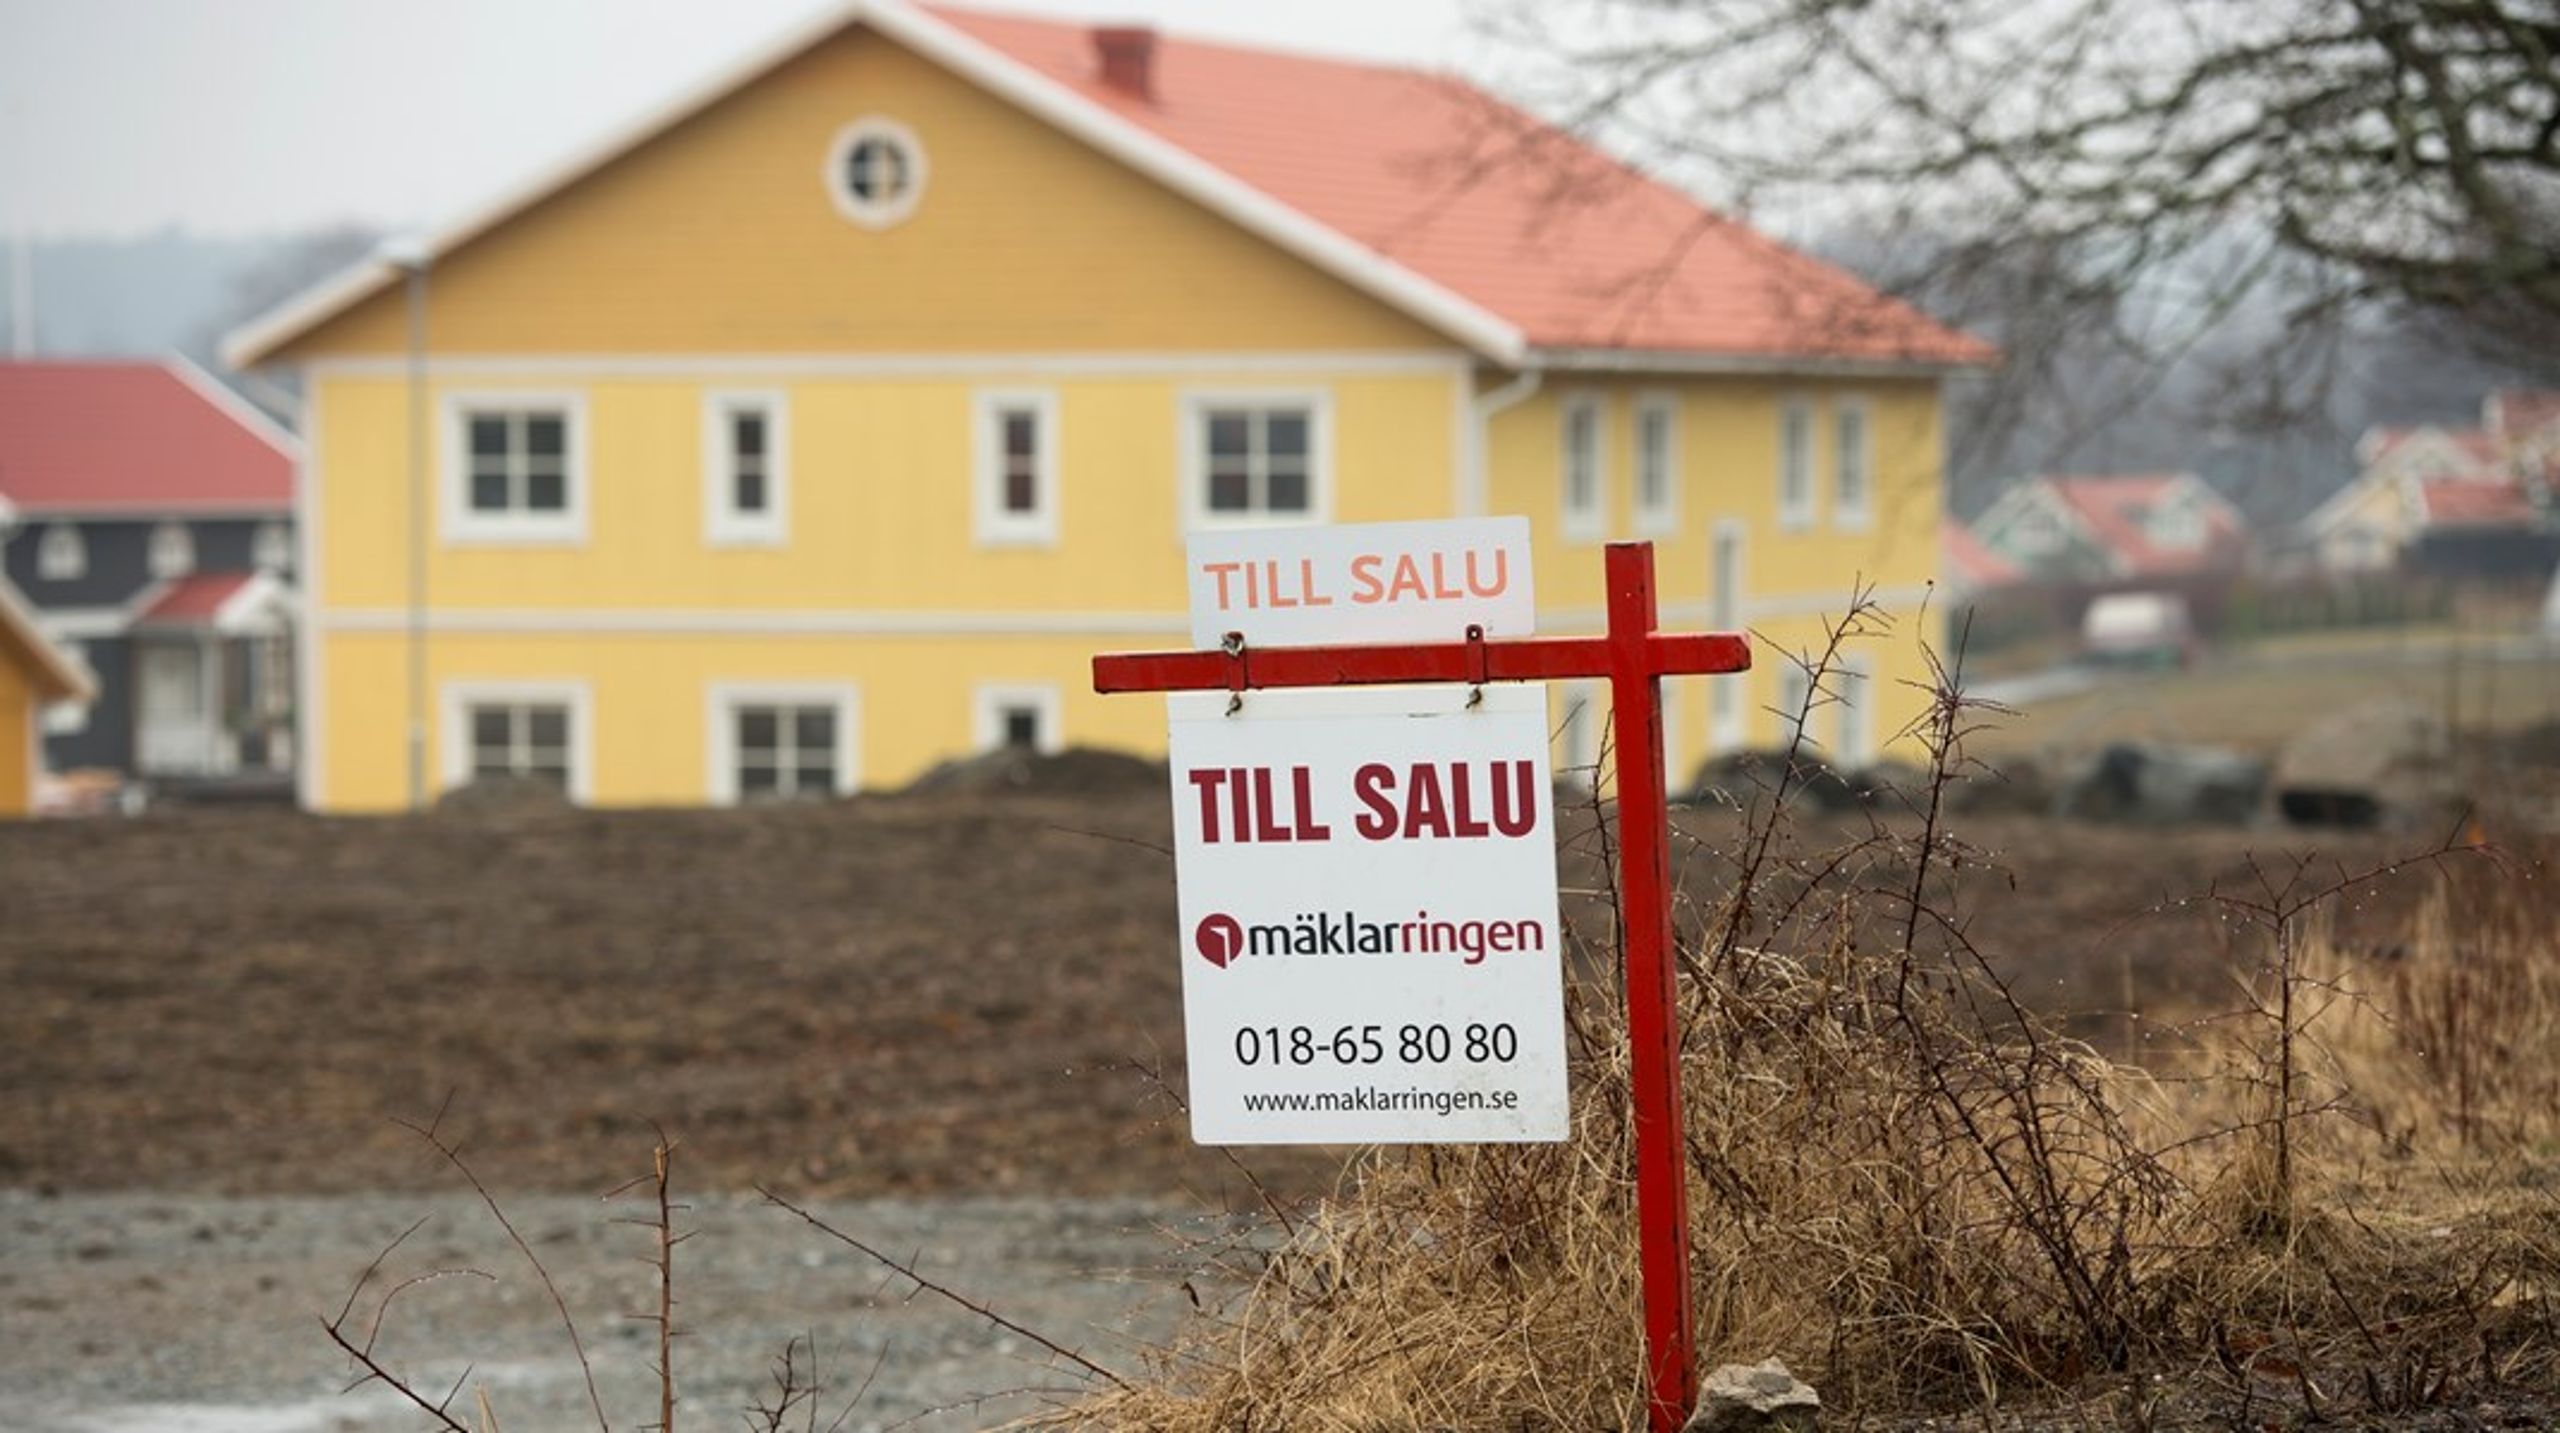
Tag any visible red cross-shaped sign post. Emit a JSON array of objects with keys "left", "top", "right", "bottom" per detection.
[{"left": 1094, "top": 539, "right": 1749, "bottom": 1431}]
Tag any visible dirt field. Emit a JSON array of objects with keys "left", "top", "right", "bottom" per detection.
[{"left": 0, "top": 788, "right": 2430, "bottom": 1200}]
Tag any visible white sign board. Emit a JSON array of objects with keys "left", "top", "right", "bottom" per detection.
[
  {"left": 1166, "top": 682, "right": 1569, "bottom": 1145},
  {"left": 1186, "top": 516, "right": 1534, "bottom": 648}
]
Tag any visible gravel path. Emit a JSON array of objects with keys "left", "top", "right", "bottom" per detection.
[{"left": 0, "top": 1188, "right": 1246, "bottom": 1433}]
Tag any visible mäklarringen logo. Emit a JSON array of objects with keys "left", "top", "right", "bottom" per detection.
[{"left": 1192, "top": 909, "right": 1544, "bottom": 969}]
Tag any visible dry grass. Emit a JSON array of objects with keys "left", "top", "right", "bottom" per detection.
[{"left": 1043, "top": 627, "right": 2560, "bottom": 1430}]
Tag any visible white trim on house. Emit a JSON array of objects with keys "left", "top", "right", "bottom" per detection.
[
  {"left": 0, "top": 578, "right": 94, "bottom": 703},
  {"left": 701, "top": 389, "right": 790, "bottom": 547},
  {"left": 972, "top": 387, "right": 1061, "bottom": 547},
  {"left": 317, "top": 605, "right": 1191, "bottom": 636},
  {"left": 28, "top": 605, "right": 135, "bottom": 641},
  {"left": 823, "top": 115, "right": 928, "bottom": 230},
  {"left": 1633, "top": 390, "right": 1680, "bottom": 537},
  {"left": 1708, "top": 519, "right": 1746, "bottom": 749},
  {"left": 1831, "top": 395, "right": 1873, "bottom": 533},
  {"left": 1834, "top": 656, "right": 1875, "bottom": 766},
  {"left": 1777, "top": 394, "right": 1816, "bottom": 532},
  {"left": 1178, "top": 386, "right": 1333, "bottom": 531},
  {"left": 1463, "top": 366, "right": 1542, "bottom": 520},
  {"left": 972, "top": 681, "right": 1064, "bottom": 754},
  {"left": 219, "top": 0, "right": 1526, "bottom": 369},
  {"left": 163, "top": 352, "right": 303, "bottom": 457},
  {"left": 302, "top": 349, "right": 1472, "bottom": 380},
  {"left": 1540, "top": 583, "right": 1937, "bottom": 632},
  {"left": 252, "top": 520, "right": 292, "bottom": 571},
  {"left": 1529, "top": 345, "right": 1985, "bottom": 379},
  {"left": 704, "top": 680, "right": 862, "bottom": 803},
  {"left": 441, "top": 390, "right": 591, "bottom": 546},
  {"left": 438, "top": 678, "right": 595, "bottom": 803},
  {"left": 295, "top": 384, "right": 325, "bottom": 810},
  {"left": 1558, "top": 390, "right": 1606, "bottom": 542}
]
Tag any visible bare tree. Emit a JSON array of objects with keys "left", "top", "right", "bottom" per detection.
[{"left": 1481, "top": 0, "right": 2560, "bottom": 492}]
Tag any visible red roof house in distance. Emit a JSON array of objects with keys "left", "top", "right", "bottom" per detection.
[
  {"left": 2299, "top": 390, "right": 2558, "bottom": 577},
  {"left": 0, "top": 358, "right": 299, "bottom": 792},
  {"left": 1969, "top": 473, "right": 2249, "bottom": 585}
]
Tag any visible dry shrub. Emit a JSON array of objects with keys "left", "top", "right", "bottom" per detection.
[{"left": 1042, "top": 624, "right": 2560, "bottom": 1429}]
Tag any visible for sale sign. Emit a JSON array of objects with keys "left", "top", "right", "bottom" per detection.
[{"left": 1166, "top": 518, "right": 1567, "bottom": 1146}]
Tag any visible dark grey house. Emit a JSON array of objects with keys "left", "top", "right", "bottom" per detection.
[{"left": 0, "top": 358, "right": 296, "bottom": 796}]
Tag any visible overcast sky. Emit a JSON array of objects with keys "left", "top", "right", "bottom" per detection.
[{"left": 0, "top": 0, "right": 1483, "bottom": 239}]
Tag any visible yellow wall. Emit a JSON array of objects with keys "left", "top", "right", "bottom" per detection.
[
  {"left": 0, "top": 657, "right": 32, "bottom": 817},
  {"left": 286, "top": 16, "right": 1952, "bottom": 810},
  {"left": 282, "top": 26, "right": 1439, "bottom": 359},
  {"left": 310, "top": 366, "right": 1461, "bottom": 614}
]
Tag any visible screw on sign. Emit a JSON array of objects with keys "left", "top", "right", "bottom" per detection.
[{"left": 1094, "top": 536, "right": 1748, "bottom": 1432}]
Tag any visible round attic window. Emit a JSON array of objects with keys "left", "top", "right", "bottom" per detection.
[{"left": 826, "top": 118, "right": 926, "bottom": 229}]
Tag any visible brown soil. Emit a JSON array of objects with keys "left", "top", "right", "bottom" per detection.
[{"left": 0, "top": 793, "right": 2427, "bottom": 1199}]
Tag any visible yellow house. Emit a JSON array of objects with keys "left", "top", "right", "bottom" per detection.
[
  {"left": 1, "top": 577, "right": 95, "bottom": 817},
  {"left": 226, "top": 1, "right": 1989, "bottom": 812}
]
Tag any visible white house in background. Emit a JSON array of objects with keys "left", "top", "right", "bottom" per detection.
[{"left": 2297, "top": 390, "right": 2559, "bottom": 578}]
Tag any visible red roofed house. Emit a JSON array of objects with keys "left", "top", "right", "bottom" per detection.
[
  {"left": 0, "top": 358, "right": 298, "bottom": 793},
  {"left": 224, "top": 1, "right": 1989, "bottom": 810},
  {"left": 1970, "top": 473, "right": 2249, "bottom": 584},
  {"left": 2297, "top": 392, "right": 2560, "bottom": 578}
]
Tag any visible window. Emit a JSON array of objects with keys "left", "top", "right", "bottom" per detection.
[
  {"left": 708, "top": 685, "right": 859, "bottom": 804},
  {"left": 147, "top": 522, "right": 194, "bottom": 579},
  {"left": 1184, "top": 393, "right": 1326, "bottom": 527},
  {"left": 703, "top": 391, "right": 788, "bottom": 546},
  {"left": 1834, "top": 659, "right": 1874, "bottom": 766},
  {"left": 446, "top": 395, "right": 587, "bottom": 543},
  {"left": 1775, "top": 663, "right": 1813, "bottom": 750},
  {"left": 974, "top": 684, "right": 1062, "bottom": 755},
  {"left": 826, "top": 117, "right": 926, "bottom": 229},
  {"left": 1778, "top": 398, "right": 1815, "bottom": 530},
  {"left": 441, "top": 681, "right": 590, "bottom": 801},
  {"left": 1833, "top": 398, "right": 1872, "bottom": 530},
  {"left": 251, "top": 521, "right": 291, "bottom": 572},
  {"left": 1557, "top": 682, "right": 1603, "bottom": 790},
  {"left": 35, "top": 523, "right": 84, "bottom": 582},
  {"left": 2150, "top": 495, "right": 2205, "bottom": 550},
  {"left": 1634, "top": 394, "right": 1678, "bottom": 534},
  {"left": 974, "top": 389, "right": 1059, "bottom": 545},
  {"left": 1560, "top": 394, "right": 1605, "bottom": 539},
  {"left": 1709, "top": 522, "right": 1746, "bottom": 747}
]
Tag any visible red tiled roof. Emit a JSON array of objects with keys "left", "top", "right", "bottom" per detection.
[
  {"left": 0, "top": 361, "right": 294, "bottom": 515},
  {"left": 132, "top": 571, "right": 263, "bottom": 626},
  {"left": 1941, "top": 518, "right": 2020, "bottom": 589},
  {"left": 929, "top": 9, "right": 1994, "bottom": 365},
  {"left": 2488, "top": 390, "right": 2560, "bottom": 444},
  {"left": 2418, "top": 478, "right": 2535, "bottom": 528},
  {"left": 2043, "top": 473, "right": 2245, "bottom": 577},
  {"left": 2361, "top": 425, "right": 2503, "bottom": 470}
]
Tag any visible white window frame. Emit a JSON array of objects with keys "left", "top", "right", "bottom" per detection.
[
  {"left": 1557, "top": 680, "right": 1604, "bottom": 790},
  {"left": 1777, "top": 396, "right": 1816, "bottom": 532},
  {"left": 702, "top": 389, "right": 789, "bottom": 547},
  {"left": 1179, "top": 389, "right": 1332, "bottom": 531},
  {"left": 705, "top": 682, "right": 861, "bottom": 805},
  {"left": 1559, "top": 392, "right": 1606, "bottom": 541},
  {"left": 825, "top": 116, "right": 928, "bottom": 230},
  {"left": 1633, "top": 392, "right": 1680, "bottom": 536},
  {"left": 147, "top": 521, "right": 195, "bottom": 579},
  {"left": 442, "top": 391, "right": 591, "bottom": 546},
  {"left": 35, "top": 523, "right": 85, "bottom": 582},
  {"left": 1709, "top": 521, "right": 1747, "bottom": 749},
  {"left": 1832, "top": 396, "right": 1873, "bottom": 532},
  {"left": 973, "top": 682, "right": 1064, "bottom": 755},
  {"left": 973, "top": 388, "right": 1060, "bottom": 547},
  {"left": 251, "top": 520, "right": 292, "bottom": 571},
  {"left": 439, "top": 679, "right": 595, "bottom": 803},
  {"left": 1775, "top": 663, "right": 1814, "bottom": 751},
  {"left": 1835, "top": 658, "right": 1875, "bottom": 766}
]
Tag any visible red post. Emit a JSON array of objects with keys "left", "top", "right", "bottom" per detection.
[
  {"left": 1602, "top": 543, "right": 1698, "bottom": 1432},
  {"left": 1091, "top": 539, "right": 1727, "bottom": 1429}
]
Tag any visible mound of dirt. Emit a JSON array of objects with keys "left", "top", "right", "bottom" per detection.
[{"left": 902, "top": 745, "right": 1168, "bottom": 798}]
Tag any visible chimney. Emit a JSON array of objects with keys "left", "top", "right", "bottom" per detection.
[{"left": 1092, "top": 25, "right": 1156, "bottom": 102}]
